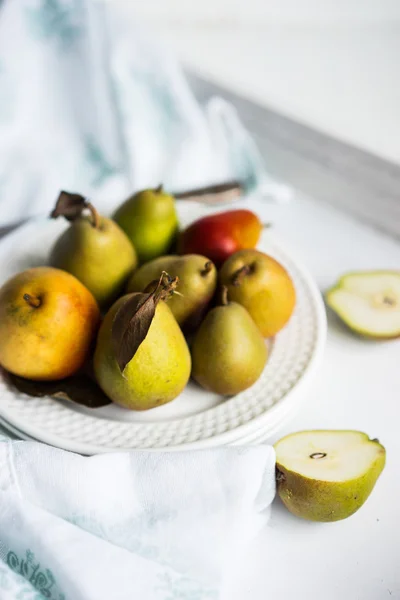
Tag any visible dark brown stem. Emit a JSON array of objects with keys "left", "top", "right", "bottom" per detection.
[
  {"left": 201, "top": 261, "right": 213, "bottom": 276},
  {"left": 221, "top": 286, "right": 229, "bottom": 306},
  {"left": 23, "top": 293, "right": 41, "bottom": 308},
  {"left": 155, "top": 183, "right": 164, "bottom": 194},
  {"left": 156, "top": 271, "right": 179, "bottom": 302},
  {"left": 86, "top": 202, "right": 100, "bottom": 229},
  {"left": 231, "top": 264, "right": 252, "bottom": 287}
]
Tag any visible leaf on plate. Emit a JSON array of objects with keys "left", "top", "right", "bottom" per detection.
[
  {"left": 50, "top": 190, "right": 87, "bottom": 221},
  {"left": 112, "top": 272, "right": 179, "bottom": 373},
  {"left": 6, "top": 371, "right": 111, "bottom": 408}
]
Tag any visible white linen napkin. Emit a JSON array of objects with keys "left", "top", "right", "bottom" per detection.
[
  {"left": 0, "top": 438, "right": 276, "bottom": 599},
  {"left": 0, "top": 0, "right": 290, "bottom": 227}
]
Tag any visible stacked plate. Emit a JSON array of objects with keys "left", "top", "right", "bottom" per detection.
[{"left": 0, "top": 218, "right": 326, "bottom": 454}]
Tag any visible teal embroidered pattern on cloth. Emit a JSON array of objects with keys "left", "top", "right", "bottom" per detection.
[
  {"left": 4, "top": 550, "right": 65, "bottom": 599},
  {"left": 0, "top": 0, "right": 289, "bottom": 227}
]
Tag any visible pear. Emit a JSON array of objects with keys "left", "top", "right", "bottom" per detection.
[
  {"left": 50, "top": 191, "right": 137, "bottom": 307},
  {"left": 113, "top": 186, "right": 178, "bottom": 264},
  {"left": 127, "top": 254, "right": 217, "bottom": 331},
  {"left": 274, "top": 430, "right": 386, "bottom": 522},
  {"left": 178, "top": 208, "right": 262, "bottom": 267},
  {"left": 0, "top": 267, "right": 100, "bottom": 380},
  {"left": 93, "top": 274, "right": 191, "bottom": 410},
  {"left": 191, "top": 287, "right": 268, "bottom": 395},
  {"left": 326, "top": 271, "right": 400, "bottom": 338},
  {"left": 218, "top": 249, "right": 296, "bottom": 337}
]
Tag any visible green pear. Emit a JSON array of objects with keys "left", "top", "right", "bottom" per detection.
[
  {"left": 326, "top": 271, "right": 400, "bottom": 338},
  {"left": 93, "top": 275, "right": 191, "bottom": 410},
  {"left": 191, "top": 288, "right": 268, "bottom": 395},
  {"left": 218, "top": 249, "right": 296, "bottom": 338},
  {"left": 50, "top": 191, "right": 137, "bottom": 307},
  {"left": 275, "top": 430, "right": 386, "bottom": 522},
  {"left": 113, "top": 186, "right": 178, "bottom": 264},
  {"left": 127, "top": 254, "right": 217, "bottom": 331}
]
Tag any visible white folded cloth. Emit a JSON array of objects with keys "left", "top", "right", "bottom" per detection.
[
  {"left": 0, "top": 439, "right": 275, "bottom": 599},
  {"left": 0, "top": 0, "right": 289, "bottom": 227}
]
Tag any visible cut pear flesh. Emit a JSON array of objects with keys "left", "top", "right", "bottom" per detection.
[
  {"left": 326, "top": 271, "right": 400, "bottom": 338},
  {"left": 274, "top": 430, "right": 386, "bottom": 522}
]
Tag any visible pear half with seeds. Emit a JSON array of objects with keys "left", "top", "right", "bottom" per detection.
[
  {"left": 326, "top": 271, "right": 400, "bottom": 338},
  {"left": 274, "top": 430, "right": 386, "bottom": 522}
]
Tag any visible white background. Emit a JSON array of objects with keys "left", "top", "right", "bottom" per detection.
[{"left": 116, "top": 0, "right": 400, "bottom": 164}]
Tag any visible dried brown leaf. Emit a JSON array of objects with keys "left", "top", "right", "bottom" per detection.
[
  {"left": 50, "top": 191, "right": 87, "bottom": 221},
  {"left": 112, "top": 292, "right": 157, "bottom": 373},
  {"left": 6, "top": 370, "right": 111, "bottom": 408}
]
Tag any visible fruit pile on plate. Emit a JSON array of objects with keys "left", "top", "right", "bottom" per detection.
[
  {"left": 0, "top": 188, "right": 387, "bottom": 522},
  {"left": 0, "top": 187, "right": 296, "bottom": 411}
]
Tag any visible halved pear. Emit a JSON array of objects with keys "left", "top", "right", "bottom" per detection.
[
  {"left": 274, "top": 430, "right": 386, "bottom": 522},
  {"left": 326, "top": 271, "right": 400, "bottom": 338}
]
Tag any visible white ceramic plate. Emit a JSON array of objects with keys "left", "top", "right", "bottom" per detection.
[{"left": 0, "top": 218, "right": 326, "bottom": 453}]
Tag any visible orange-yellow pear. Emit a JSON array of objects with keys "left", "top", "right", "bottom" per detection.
[
  {"left": 0, "top": 267, "right": 100, "bottom": 380},
  {"left": 219, "top": 249, "right": 296, "bottom": 337}
]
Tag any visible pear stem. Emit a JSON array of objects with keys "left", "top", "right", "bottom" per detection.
[
  {"left": 155, "top": 183, "right": 163, "bottom": 194},
  {"left": 221, "top": 286, "right": 229, "bottom": 306},
  {"left": 23, "top": 293, "right": 41, "bottom": 308},
  {"left": 201, "top": 261, "right": 213, "bottom": 276},
  {"left": 155, "top": 271, "right": 179, "bottom": 302},
  {"left": 231, "top": 264, "right": 252, "bottom": 287},
  {"left": 86, "top": 202, "right": 100, "bottom": 229}
]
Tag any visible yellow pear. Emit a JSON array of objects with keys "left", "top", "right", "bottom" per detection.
[
  {"left": 219, "top": 249, "right": 296, "bottom": 337},
  {"left": 326, "top": 271, "right": 400, "bottom": 338},
  {"left": 113, "top": 186, "right": 178, "bottom": 264},
  {"left": 0, "top": 267, "right": 100, "bottom": 380},
  {"left": 127, "top": 254, "right": 217, "bottom": 331},
  {"left": 50, "top": 191, "right": 137, "bottom": 307},
  {"left": 274, "top": 430, "right": 386, "bottom": 522},
  {"left": 93, "top": 274, "right": 191, "bottom": 410},
  {"left": 191, "top": 287, "right": 268, "bottom": 395}
]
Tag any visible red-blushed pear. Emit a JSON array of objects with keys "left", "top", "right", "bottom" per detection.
[
  {"left": 0, "top": 267, "right": 100, "bottom": 380},
  {"left": 178, "top": 209, "right": 262, "bottom": 267}
]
